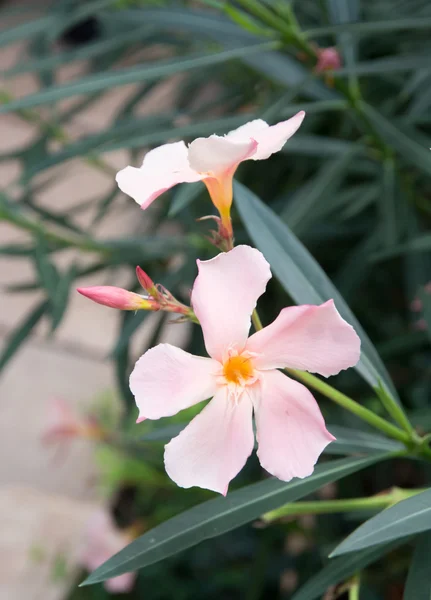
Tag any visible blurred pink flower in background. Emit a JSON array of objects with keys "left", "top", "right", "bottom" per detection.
[
  {"left": 130, "top": 246, "right": 361, "bottom": 494},
  {"left": 79, "top": 509, "right": 136, "bottom": 594}
]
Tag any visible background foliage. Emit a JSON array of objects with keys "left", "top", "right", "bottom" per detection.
[{"left": 1, "top": 0, "right": 431, "bottom": 598}]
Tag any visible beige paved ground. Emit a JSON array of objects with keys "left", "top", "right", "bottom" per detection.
[{"left": 0, "top": 3, "right": 186, "bottom": 597}]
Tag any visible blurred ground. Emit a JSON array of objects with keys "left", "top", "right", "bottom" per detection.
[{"left": 0, "top": 2, "right": 185, "bottom": 597}]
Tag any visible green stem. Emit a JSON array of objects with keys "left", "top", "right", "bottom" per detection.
[
  {"left": 251, "top": 309, "right": 263, "bottom": 331},
  {"left": 349, "top": 575, "right": 360, "bottom": 600},
  {"left": 263, "top": 487, "right": 425, "bottom": 522},
  {"left": 286, "top": 368, "right": 411, "bottom": 445}
]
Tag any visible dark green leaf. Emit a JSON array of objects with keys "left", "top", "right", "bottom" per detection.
[
  {"left": 331, "top": 488, "right": 431, "bottom": 556},
  {"left": 168, "top": 183, "right": 205, "bottom": 217},
  {"left": 82, "top": 455, "right": 389, "bottom": 584},
  {"left": 0, "top": 301, "right": 49, "bottom": 372},
  {"left": 292, "top": 540, "right": 404, "bottom": 600},
  {"left": 304, "top": 17, "right": 431, "bottom": 37},
  {"left": 50, "top": 264, "right": 78, "bottom": 332},
  {"left": 360, "top": 103, "right": 431, "bottom": 177},
  {"left": 234, "top": 181, "right": 399, "bottom": 402},
  {"left": 326, "top": 425, "right": 404, "bottom": 456},
  {"left": 404, "top": 532, "right": 431, "bottom": 600}
]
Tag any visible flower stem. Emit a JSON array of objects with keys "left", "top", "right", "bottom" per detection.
[
  {"left": 286, "top": 368, "right": 411, "bottom": 445},
  {"left": 262, "top": 487, "right": 425, "bottom": 522},
  {"left": 349, "top": 575, "right": 360, "bottom": 600},
  {"left": 251, "top": 309, "right": 263, "bottom": 331}
]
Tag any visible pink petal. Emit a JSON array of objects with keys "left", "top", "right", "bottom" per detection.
[
  {"left": 105, "top": 572, "right": 136, "bottom": 594},
  {"left": 191, "top": 246, "right": 271, "bottom": 361},
  {"left": 247, "top": 300, "right": 360, "bottom": 377},
  {"left": 164, "top": 387, "right": 254, "bottom": 494},
  {"left": 187, "top": 135, "right": 257, "bottom": 175},
  {"left": 228, "top": 113, "right": 305, "bottom": 160},
  {"left": 253, "top": 370, "right": 335, "bottom": 481},
  {"left": 116, "top": 142, "right": 202, "bottom": 209},
  {"left": 129, "top": 344, "right": 219, "bottom": 421}
]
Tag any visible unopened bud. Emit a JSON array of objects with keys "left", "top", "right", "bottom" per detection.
[
  {"left": 315, "top": 47, "right": 342, "bottom": 73},
  {"left": 136, "top": 266, "right": 160, "bottom": 299},
  {"left": 77, "top": 286, "right": 158, "bottom": 311}
]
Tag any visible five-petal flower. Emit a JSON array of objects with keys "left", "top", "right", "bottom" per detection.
[
  {"left": 116, "top": 113, "right": 305, "bottom": 236},
  {"left": 130, "top": 246, "right": 361, "bottom": 495}
]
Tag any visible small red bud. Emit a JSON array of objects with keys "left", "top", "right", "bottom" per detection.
[{"left": 136, "top": 266, "right": 160, "bottom": 298}]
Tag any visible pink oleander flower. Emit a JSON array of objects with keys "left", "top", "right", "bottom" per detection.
[
  {"left": 80, "top": 509, "right": 136, "bottom": 594},
  {"left": 130, "top": 246, "right": 361, "bottom": 494},
  {"left": 315, "top": 47, "right": 342, "bottom": 73},
  {"left": 116, "top": 113, "right": 305, "bottom": 236},
  {"left": 43, "top": 398, "right": 102, "bottom": 445}
]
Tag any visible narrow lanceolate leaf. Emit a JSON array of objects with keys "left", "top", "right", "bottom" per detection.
[
  {"left": 304, "top": 17, "right": 431, "bottom": 37},
  {"left": 0, "top": 16, "right": 56, "bottom": 47},
  {"left": 81, "top": 454, "right": 389, "bottom": 585},
  {"left": 292, "top": 540, "right": 405, "bottom": 600},
  {"left": 0, "top": 42, "right": 278, "bottom": 114},
  {"left": 360, "top": 103, "right": 431, "bottom": 178},
  {"left": 282, "top": 148, "right": 360, "bottom": 235},
  {"left": 234, "top": 181, "right": 399, "bottom": 402},
  {"left": 380, "top": 158, "right": 398, "bottom": 247},
  {"left": 404, "top": 532, "right": 431, "bottom": 600},
  {"left": 0, "top": 301, "right": 49, "bottom": 372},
  {"left": 325, "top": 425, "right": 404, "bottom": 456},
  {"left": 331, "top": 487, "right": 431, "bottom": 556}
]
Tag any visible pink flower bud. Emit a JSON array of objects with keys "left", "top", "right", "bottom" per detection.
[
  {"left": 77, "top": 286, "right": 158, "bottom": 311},
  {"left": 315, "top": 47, "right": 342, "bottom": 73},
  {"left": 411, "top": 298, "right": 423, "bottom": 312},
  {"left": 136, "top": 266, "right": 160, "bottom": 299}
]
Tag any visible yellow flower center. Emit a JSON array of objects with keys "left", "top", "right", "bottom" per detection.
[{"left": 223, "top": 354, "right": 254, "bottom": 385}]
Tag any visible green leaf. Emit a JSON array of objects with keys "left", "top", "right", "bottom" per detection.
[
  {"left": 105, "top": 8, "right": 336, "bottom": 100},
  {"left": 0, "top": 16, "right": 55, "bottom": 47},
  {"left": 359, "top": 103, "right": 431, "bottom": 177},
  {"left": 372, "top": 234, "right": 431, "bottom": 261},
  {"left": 168, "top": 183, "right": 205, "bottom": 217},
  {"left": 50, "top": 264, "right": 77, "bottom": 333},
  {"left": 0, "top": 42, "right": 279, "bottom": 114},
  {"left": 304, "top": 17, "right": 431, "bottom": 37},
  {"left": 326, "top": 425, "right": 404, "bottom": 456},
  {"left": 292, "top": 540, "right": 404, "bottom": 600},
  {"left": 6, "top": 24, "right": 154, "bottom": 76},
  {"left": 0, "top": 301, "right": 49, "bottom": 372},
  {"left": 34, "top": 240, "right": 59, "bottom": 297},
  {"left": 281, "top": 148, "right": 360, "bottom": 235},
  {"left": 379, "top": 158, "right": 398, "bottom": 247},
  {"left": 404, "top": 532, "right": 431, "bottom": 600},
  {"left": 335, "top": 54, "right": 431, "bottom": 76},
  {"left": 330, "top": 488, "right": 431, "bottom": 556},
  {"left": 81, "top": 454, "right": 389, "bottom": 585},
  {"left": 234, "top": 181, "right": 399, "bottom": 402}
]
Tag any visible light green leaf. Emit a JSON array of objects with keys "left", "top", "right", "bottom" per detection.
[
  {"left": 81, "top": 455, "right": 389, "bottom": 585},
  {"left": 331, "top": 488, "right": 431, "bottom": 556},
  {"left": 234, "top": 181, "right": 399, "bottom": 402},
  {"left": 404, "top": 532, "right": 431, "bottom": 600},
  {"left": 292, "top": 540, "right": 404, "bottom": 600},
  {"left": 0, "top": 41, "right": 279, "bottom": 114}
]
